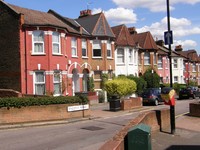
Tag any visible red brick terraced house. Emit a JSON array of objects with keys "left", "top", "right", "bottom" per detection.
[
  {"left": 0, "top": 1, "right": 115, "bottom": 96},
  {"left": 75, "top": 10, "right": 116, "bottom": 90},
  {"left": 175, "top": 45, "right": 200, "bottom": 85},
  {"left": 0, "top": 1, "right": 93, "bottom": 96},
  {"left": 129, "top": 29, "right": 158, "bottom": 76}
]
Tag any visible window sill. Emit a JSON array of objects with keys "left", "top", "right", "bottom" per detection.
[
  {"left": 31, "top": 53, "right": 46, "bottom": 56},
  {"left": 72, "top": 56, "right": 78, "bottom": 58},
  {"left": 92, "top": 57, "right": 102, "bottom": 59},
  {"left": 82, "top": 56, "right": 88, "bottom": 59},
  {"left": 107, "top": 57, "right": 113, "bottom": 60},
  {"left": 53, "top": 53, "right": 63, "bottom": 56}
]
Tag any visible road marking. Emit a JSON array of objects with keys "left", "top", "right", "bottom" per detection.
[{"left": 175, "top": 112, "right": 189, "bottom": 118}]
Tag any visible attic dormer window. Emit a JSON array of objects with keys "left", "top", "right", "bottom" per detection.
[{"left": 33, "top": 30, "right": 44, "bottom": 54}]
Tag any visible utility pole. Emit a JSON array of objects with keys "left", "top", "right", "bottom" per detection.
[{"left": 166, "top": 0, "right": 175, "bottom": 134}]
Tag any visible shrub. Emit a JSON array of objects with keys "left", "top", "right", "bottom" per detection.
[
  {"left": 127, "top": 75, "right": 147, "bottom": 95},
  {"left": 0, "top": 96, "right": 88, "bottom": 109},
  {"left": 104, "top": 77, "right": 137, "bottom": 98}
]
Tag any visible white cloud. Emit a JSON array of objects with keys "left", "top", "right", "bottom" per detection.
[
  {"left": 112, "top": 0, "right": 200, "bottom": 12},
  {"left": 137, "top": 17, "right": 200, "bottom": 38},
  {"left": 93, "top": 7, "right": 137, "bottom": 25},
  {"left": 173, "top": 40, "right": 197, "bottom": 49},
  {"left": 137, "top": 17, "right": 200, "bottom": 50}
]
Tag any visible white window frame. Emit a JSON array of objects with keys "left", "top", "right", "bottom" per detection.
[
  {"left": 117, "top": 48, "right": 124, "bottom": 64},
  {"left": 129, "top": 49, "right": 133, "bottom": 64},
  {"left": 158, "top": 56, "right": 163, "bottom": 69},
  {"left": 32, "top": 30, "right": 45, "bottom": 54},
  {"left": 34, "top": 71, "right": 45, "bottom": 95},
  {"left": 53, "top": 70, "right": 62, "bottom": 96},
  {"left": 52, "top": 31, "right": 61, "bottom": 55},
  {"left": 71, "top": 37, "right": 77, "bottom": 57},
  {"left": 144, "top": 52, "right": 150, "bottom": 65},
  {"left": 154, "top": 53, "right": 157, "bottom": 64},
  {"left": 174, "top": 76, "right": 178, "bottom": 83},
  {"left": 92, "top": 40, "right": 102, "bottom": 58},
  {"left": 82, "top": 39, "right": 87, "bottom": 57},
  {"left": 173, "top": 59, "right": 178, "bottom": 69},
  {"left": 192, "top": 63, "right": 196, "bottom": 72},
  {"left": 107, "top": 41, "right": 112, "bottom": 58}
]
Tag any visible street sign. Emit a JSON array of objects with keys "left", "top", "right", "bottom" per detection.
[{"left": 164, "top": 30, "right": 173, "bottom": 45}]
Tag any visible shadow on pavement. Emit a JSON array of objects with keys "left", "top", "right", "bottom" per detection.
[{"left": 166, "top": 145, "right": 200, "bottom": 150}]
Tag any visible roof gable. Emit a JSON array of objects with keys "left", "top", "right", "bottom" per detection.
[
  {"left": 112, "top": 24, "right": 135, "bottom": 46},
  {"left": 132, "top": 31, "right": 157, "bottom": 50},
  {"left": 76, "top": 12, "right": 115, "bottom": 38}
]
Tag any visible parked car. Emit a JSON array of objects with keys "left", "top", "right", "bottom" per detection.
[
  {"left": 179, "top": 87, "right": 200, "bottom": 99},
  {"left": 141, "top": 88, "right": 163, "bottom": 106}
]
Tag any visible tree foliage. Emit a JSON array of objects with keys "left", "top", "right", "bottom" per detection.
[{"left": 142, "top": 68, "right": 160, "bottom": 88}]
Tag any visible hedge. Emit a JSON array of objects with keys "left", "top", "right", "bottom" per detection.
[
  {"left": 0, "top": 96, "right": 88, "bottom": 109},
  {"left": 104, "top": 77, "right": 137, "bottom": 98}
]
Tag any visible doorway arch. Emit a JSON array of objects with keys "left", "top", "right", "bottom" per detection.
[{"left": 72, "top": 68, "right": 80, "bottom": 95}]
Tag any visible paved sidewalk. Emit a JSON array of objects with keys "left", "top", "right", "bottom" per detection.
[{"left": 152, "top": 115, "right": 200, "bottom": 150}]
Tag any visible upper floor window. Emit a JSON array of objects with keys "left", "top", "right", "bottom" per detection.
[
  {"left": 173, "top": 59, "right": 178, "bottom": 69},
  {"left": 71, "top": 37, "right": 77, "bottom": 57},
  {"left": 93, "top": 40, "right": 101, "bottom": 57},
  {"left": 53, "top": 70, "right": 62, "bottom": 96},
  {"left": 192, "top": 63, "right": 196, "bottom": 72},
  {"left": 158, "top": 56, "right": 163, "bottom": 69},
  {"left": 154, "top": 53, "right": 157, "bottom": 64},
  {"left": 52, "top": 31, "right": 60, "bottom": 54},
  {"left": 82, "top": 39, "right": 87, "bottom": 57},
  {"left": 129, "top": 49, "right": 133, "bottom": 63},
  {"left": 144, "top": 52, "right": 150, "bottom": 65},
  {"left": 134, "top": 51, "right": 137, "bottom": 64},
  {"left": 33, "top": 30, "right": 44, "bottom": 54},
  {"left": 117, "top": 48, "right": 124, "bottom": 63},
  {"left": 34, "top": 71, "right": 45, "bottom": 95},
  {"left": 107, "top": 41, "right": 112, "bottom": 58}
]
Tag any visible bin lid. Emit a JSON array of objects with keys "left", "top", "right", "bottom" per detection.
[{"left": 128, "top": 123, "right": 151, "bottom": 133}]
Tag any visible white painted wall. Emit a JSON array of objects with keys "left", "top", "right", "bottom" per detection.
[{"left": 115, "top": 46, "right": 138, "bottom": 77}]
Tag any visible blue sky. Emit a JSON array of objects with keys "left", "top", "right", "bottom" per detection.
[{"left": 5, "top": 0, "right": 200, "bottom": 53}]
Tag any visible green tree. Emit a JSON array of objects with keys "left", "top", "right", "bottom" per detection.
[
  {"left": 127, "top": 75, "right": 147, "bottom": 95},
  {"left": 142, "top": 68, "right": 160, "bottom": 88}
]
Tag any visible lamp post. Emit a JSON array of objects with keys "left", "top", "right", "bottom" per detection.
[
  {"left": 166, "top": 0, "right": 175, "bottom": 134},
  {"left": 152, "top": 69, "right": 154, "bottom": 87}
]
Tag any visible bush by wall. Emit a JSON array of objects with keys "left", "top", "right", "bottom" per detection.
[
  {"left": 104, "top": 77, "right": 137, "bottom": 98},
  {"left": 0, "top": 96, "right": 88, "bottom": 109}
]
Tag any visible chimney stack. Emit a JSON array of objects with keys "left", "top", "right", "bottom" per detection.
[
  {"left": 175, "top": 45, "right": 183, "bottom": 51},
  {"left": 128, "top": 27, "right": 137, "bottom": 35},
  {"left": 79, "top": 9, "right": 92, "bottom": 18},
  {"left": 156, "top": 40, "right": 164, "bottom": 46}
]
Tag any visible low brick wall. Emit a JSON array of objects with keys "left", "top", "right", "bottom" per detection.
[
  {"left": 189, "top": 102, "right": 200, "bottom": 117},
  {"left": 0, "top": 89, "right": 22, "bottom": 97},
  {"left": 100, "top": 108, "right": 170, "bottom": 150},
  {"left": 0, "top": 104, "right": 90, "bottom": 124},
  {"left": 121, "top": 97, "right": 142, "bottom": 110}
]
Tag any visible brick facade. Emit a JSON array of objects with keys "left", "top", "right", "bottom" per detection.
[{"left": 0, "top": 4, "right": 21, "bottom": 91}]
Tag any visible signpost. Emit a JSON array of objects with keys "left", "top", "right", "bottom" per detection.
[
  {"left": 164, "top": 30, "right": 173, "bottom": 45},
  {"left": 165, "top": 0, "right": 175, "bottom": 134}
]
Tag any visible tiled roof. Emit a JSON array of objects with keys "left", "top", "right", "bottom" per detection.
[
  {"left": 111, "top": 24, "right": 135, "bottom": 47},
  {"left": 76, "top": 13, "right": 115, "bottom": 38},
  {"left": 48, "top": 10, "right": 90, "bottom": 36},
  {"left": 177, "top": 50, "right": 200, "bottom": 62},
  {"left": 131, "top": 31, "right": 158, "bottom": 50},
  {"left": 7, "top": 3, "right": 79, "bottom": 34}
]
